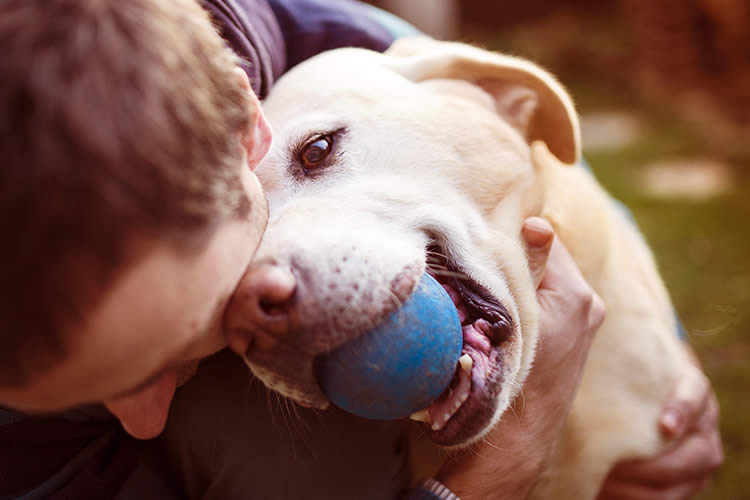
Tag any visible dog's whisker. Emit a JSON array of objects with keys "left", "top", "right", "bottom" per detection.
[
  {"left": 424, "top": 261, "right": 449, "bottom": 270},
  {"left": 265, "top": 387, "right": 279, "bottom": 428},
  {"left": 385, "top": 287, "right": 405, "bottom": 310},
  {"left": 281, "top": 394, "right": 291, "bottom": 422},
  {"left": 279, "top": 396, "right": 300, "bottom": 458},
  {"left": 279, "top": 395, "right": 299, "bottom": 441},
  {"left": 513, "top": 388, "right": 527, "bottom": 417},
  {"left": 427, "top": 268, "right": 472, "bottom": 281},
  {"left": 426, "top": 255, "right": 448, "bottom": 263},
  {"left": 284, "top": 396, "right": 303, "bottom": 435},
  {"left": 425, "top": 252, "right": 448, "bottom": 261},
  {"left": 291, "top": 402, "right": 312, "bottom": 433},
  {"left": 425, "top": 249, "right": 449, "bottom": 258},
  {"left": 425, "top": 254, "right": 446, "bottom": 261},
  {"left": 507, "top": 402, "right": 520, "bottom": 420},
  {"left": 424, "top": 260, "right": 447, "bottom": 268},
  {"left": 242, "top": 325, "right": 315, "bottom": 359},
  {"left": 425, "top": 260, "right": 448, "bottom": 268},
  {"left": 467, "top": 441, "right": 487, "bottom": 460},
  {"left": 277, "top": 394, "right": 289, "bottom": 430},
  {"left": 481, "top": 436, "right": 511, "bottom": 453}
]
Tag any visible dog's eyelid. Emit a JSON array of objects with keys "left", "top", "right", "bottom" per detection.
[{"left": 292, "top": 126, "right": 347, "bottom": 151}]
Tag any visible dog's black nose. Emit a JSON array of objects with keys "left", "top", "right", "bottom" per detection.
[{"left": 225, "top": 261, "right": 297, "bottom": 355}]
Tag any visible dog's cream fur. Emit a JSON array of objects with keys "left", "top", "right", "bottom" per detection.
[{"left": 248, "top": 37, "right": 697, "bottom": 498}]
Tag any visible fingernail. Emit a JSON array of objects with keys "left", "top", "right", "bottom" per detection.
[
  {"left": 661, "top": 409, "right": 683, "bottom": 437},
  {"left": 523, "top": 217, "right": 553, "bottom": 247}
]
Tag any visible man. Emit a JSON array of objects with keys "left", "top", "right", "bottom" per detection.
[{"left": 0, "top": 0, "right": 720, "bottom": 498}]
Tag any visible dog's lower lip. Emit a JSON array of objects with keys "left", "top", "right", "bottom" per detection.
[
  {"left": 424, "top": 343, "right": 504, "bottom": 445},
  {"left": 422, "top": 242, "right": 513, "bottom": 443},
  {"left": 419, "top": 272, "right": 509, "bottom": 443},
  {"left": 475, "top": 317, "right": 513, "bottom": 345}
]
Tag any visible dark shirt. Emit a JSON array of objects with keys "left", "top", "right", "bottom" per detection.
[
  {"left": 163, "top": 351, "right": 411, "bottom": 500},
  {"left": 0, "top": 1, "right": 395, "bottom": 498},
  {"left": 268, "top": 0, "right": 392, "bottom": 69},
  {"left": 200, "top": 0, "right": 392, "bottom": 99}
]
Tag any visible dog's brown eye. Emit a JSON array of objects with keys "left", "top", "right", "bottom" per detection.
[{"left": 300, "top": 135, "right": 332, "bottom": 169}]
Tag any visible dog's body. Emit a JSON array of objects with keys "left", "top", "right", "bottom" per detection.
[
  {"left": 245, "top": 38, "right": 696, "bottom": 498},
  {"left": 525, "top": 144, "right": 688, "bottom": 498}
]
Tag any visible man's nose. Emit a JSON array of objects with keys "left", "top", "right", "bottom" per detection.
[{"left": 225, "top": 261, "right": 297, "bottom": 356}]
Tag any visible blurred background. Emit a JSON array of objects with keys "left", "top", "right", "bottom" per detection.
[{"left": 369, "top": 2, "right": 749, "bottom": 498}]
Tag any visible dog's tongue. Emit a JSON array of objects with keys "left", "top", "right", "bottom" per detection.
[{"left": 105, "top": 370, "right": 177, "bottom": 440}]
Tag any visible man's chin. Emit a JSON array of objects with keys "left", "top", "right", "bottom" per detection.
[
  {"left": 105, "top": 370, "right": 178, "bottom": 439},
  {"left": 176, "top": 359, "right": 201, "bottom": 387}
]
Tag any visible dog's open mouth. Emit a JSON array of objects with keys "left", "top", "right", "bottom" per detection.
[{"left": 411, "top": 244, "right": 514, "bottom": 445}]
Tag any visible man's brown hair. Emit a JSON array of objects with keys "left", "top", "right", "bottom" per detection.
[{"left": 0, "top": 0, "right": 253, "bottom": 387}]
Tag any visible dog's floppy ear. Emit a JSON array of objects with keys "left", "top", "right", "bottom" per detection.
[{"left": 385, "top": 37, "right": 581, "bottom": 165}]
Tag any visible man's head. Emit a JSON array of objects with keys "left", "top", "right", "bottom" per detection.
[{"left": 0, "top": 0, "right": 271, "bottom": 436}]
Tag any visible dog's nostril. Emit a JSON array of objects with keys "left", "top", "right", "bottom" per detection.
[
  {"left": 249, "top": 264, "right": 297, "bottom": 320},
  {"left": 259, "top": 298, "right": 287, "bottom": 317},
  {"left": 226, "top": 263, "right": 298, "bottom": 354}
]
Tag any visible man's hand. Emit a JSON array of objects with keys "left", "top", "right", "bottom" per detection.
[
  {"left": 597, "top": 355, "right": 723, "bottom": 500},
  {"left": 436, "top": 217, "right": 605, "bottom": 499}
]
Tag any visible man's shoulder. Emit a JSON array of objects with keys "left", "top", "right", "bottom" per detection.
[
  {"left": 267, "top": 0, "right": 394, "bottom": 68},
  {"left": 199, "top": 0, "right": 395, "bottom": 98},
  {"left": 200, "top": 0, "right": 286, "bottom": 98}
]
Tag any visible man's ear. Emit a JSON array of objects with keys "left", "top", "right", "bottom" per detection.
[
  {"left": 233, "top": 67, "right": 272, "bottom": 169},
  {"left": 234, "top": 66, "right": 251, "bottom": 92},
  {"left": 234, "top": 66, "right": 253, "bottom": 150},
  {"left": 385, "top": 37, "right": 581, "bottom": 165}
]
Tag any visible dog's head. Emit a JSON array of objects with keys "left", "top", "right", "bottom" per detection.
[{"left": 230, "top": 38, "right": 580, "bottom": 446}]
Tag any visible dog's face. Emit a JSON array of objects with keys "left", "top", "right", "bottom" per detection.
[{"left": 245, "top": 38, "right": 580, "bottom": 446}]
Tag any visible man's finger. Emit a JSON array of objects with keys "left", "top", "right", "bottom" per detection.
[
  {"left": 606, "top": 426, "right": 722, "bottom": 486},
  {"left": 522, "top": 217, "right": 554, "bottom": 289},
  {"left": 659, "top": 367, "right": 711, "bottom": 438},
  {"left": 598, "top": 476, "right": 710, "bottom": 500}
]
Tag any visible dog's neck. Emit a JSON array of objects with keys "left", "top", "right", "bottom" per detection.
[{"left": 532, "top": 143, "right": 613, "bottom": 286}]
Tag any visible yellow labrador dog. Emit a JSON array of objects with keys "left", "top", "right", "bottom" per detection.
[{"left": 244, "top": 37, "right": 697, "bottom": 498}]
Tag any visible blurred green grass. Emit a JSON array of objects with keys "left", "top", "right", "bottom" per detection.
[{"left": 577, "top": 92, "right": 750, "bottom": 500}]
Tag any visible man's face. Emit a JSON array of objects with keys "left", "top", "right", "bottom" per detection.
[{"left": 0, "top": 90, "right": 272, "bottom": 439}]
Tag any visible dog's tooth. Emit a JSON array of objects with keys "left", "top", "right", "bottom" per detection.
[
  {"left": 431, "top": 421, "right": 441, "bottom": 431},
  {"left": 454, "top": 401, "right": 462, "bottom": 410},
  {"left": 410, "top": 409, "right": 431, "bottom": 423},
  {"left": 458, "top": 354, "right": 473, "bottom": 372}
]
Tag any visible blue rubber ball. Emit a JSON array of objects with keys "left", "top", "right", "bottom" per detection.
[{"left": 317, "top": 273, "right": 463, "bottom": 420}]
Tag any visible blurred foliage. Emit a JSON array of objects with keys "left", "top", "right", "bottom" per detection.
[{"left": 461, "top": 1, "right": 750, "bottom": 156}]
